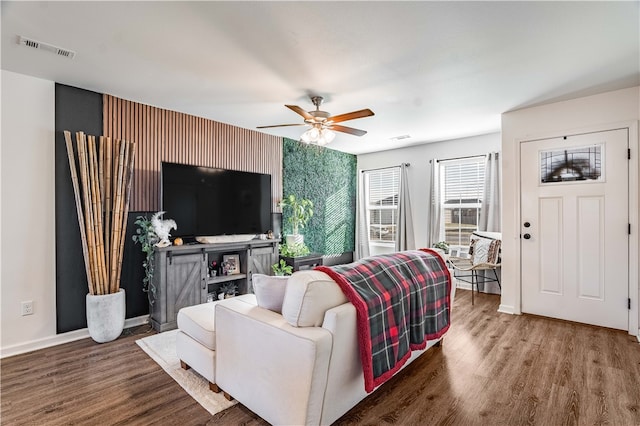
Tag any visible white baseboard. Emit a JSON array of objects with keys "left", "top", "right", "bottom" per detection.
[
  {"left": 0, "top": 315, "right": 149, "bottom": 359},
  {"left": 498, "top": 304, "right": 516, "bottom": 315}
]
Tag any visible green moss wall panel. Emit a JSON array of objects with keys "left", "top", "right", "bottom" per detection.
[{"left": 282, "top": 138, "right": 356, "bottom": 255}]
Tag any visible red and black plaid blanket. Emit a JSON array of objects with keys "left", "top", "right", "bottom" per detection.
[{"left": 316, "top": 249, "right": 451, "bottom": 393}]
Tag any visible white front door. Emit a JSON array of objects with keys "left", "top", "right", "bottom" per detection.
[{"left": 520, "top": 129, "right": 629, "bottom": 330}]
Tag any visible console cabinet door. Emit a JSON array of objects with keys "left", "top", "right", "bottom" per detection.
[
  {"left": 166, "top": 253, "right": 206, "bottom": 324},
  {"left": 248, "top": 246, "right": 278, "bottom": 292}
]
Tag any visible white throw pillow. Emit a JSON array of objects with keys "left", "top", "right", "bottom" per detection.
[
  {"left": 282, "top": 270, "right": 348, "bottom": 327},
  {"left": 470, "top": 237, "right": 501, "bottom": 265},
  {"left": 252, "top": 274, "right": 289, "bottom": 313}
]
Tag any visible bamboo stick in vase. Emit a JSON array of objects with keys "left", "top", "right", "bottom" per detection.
[
  {"left": 64, "top": 131, "right": 94, "bottom": 295},
  {"left": 88, "top": 136, "right": 107, "bottom": 294},
  {"left": 104, "top": 137, "right": 112, "bottom": 275},
  {"left": 110, "top": 140, "right": 128, "bottom": 293},
  {"left": 109, "top": 140, "right": 126, "bottom": 292},
  {"left": 77, "top": 132, "right": 98, "bottom": 295},
  {"left": 86, "top": 136, "right": 101, "bottom": 293},
  {"left": 115, "top": 142, "right": 136, "bottom": 293},
  {"left": 99, "top": 137, "right": 105, "bottom": 213}
]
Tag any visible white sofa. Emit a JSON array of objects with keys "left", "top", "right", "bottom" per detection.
[{"left": 214, "top": 269, "right": 455, "bottom": 425}]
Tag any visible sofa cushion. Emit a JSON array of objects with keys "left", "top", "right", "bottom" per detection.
[
  {"left": 253, "top": 274, "right": 289, "bottom": 313},
  {"left": 282, "top": 270, "right": 348, "bottom": 327},
  {"left": 177, "top": 302, "right": 218, "bottom": 350},
  {"left": 176, "top": 294, "right": 257, "bottom": 350}
]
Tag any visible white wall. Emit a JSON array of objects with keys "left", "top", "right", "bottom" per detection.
[
  {"left": 0, "top": 71, "right": 148, "bottom": 357},
  {"left": 1, "top": 70, "right": 57, "bottom": 352},
  {"left": 357, "top": 132, "right": 501, "bottom": 250},
  {"left": 501, "top": 86, "right": 640, "bottom": 338}
]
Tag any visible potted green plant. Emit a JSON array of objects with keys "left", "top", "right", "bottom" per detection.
[
  {"left": 433, "top": 241, "right": 450, "bottom": 255},
  {"left": 132, "top": 216, "right": 159, "bottom": 305},
  {"left": 279, "top": 194, "right": 313, "bottom": 246},
  {"left": 272, "top": 259, "right": 293, "bottom": 276},
  {"left": 279, "top": 242, "right": 310, "bottom": 258},
  {"left": 219, "top": 282, "right": 238, "bottom": 299}
]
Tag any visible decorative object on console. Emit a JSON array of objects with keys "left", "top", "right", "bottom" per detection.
[
  {"left": 222, "top": 254, "right": 240, "bottom": 275},
  {"left": 63, "top": 130, "right": 135, "bottom": 343},
  {"left": 279, "top": 194, "right": 314, "bottom": 246},
  {"left": 151, "top": 211, "right": 177, "bottom": 247},
  {"left": 252, "top": 274, "right": 289, "bottom": 313},
  {"left": 209, "top": 261, "right": 218, "bottom": 277},
  {"left": 219, "top": 282, "right": 238, "bottom": 299}
]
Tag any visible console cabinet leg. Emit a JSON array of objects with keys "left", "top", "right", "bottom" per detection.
[
  {"left": 180, "top": 360, "right": 190, "bottom": 370},
  {"left": 209, "top": 382, "right": 220, "bottom": 393},
  {"left": 223, "top": 391, "right": 234, "bottom": 401}
]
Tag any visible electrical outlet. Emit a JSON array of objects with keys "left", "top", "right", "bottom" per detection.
[{"left": 21, "top": 301, "right": 34, "bottom": 316}]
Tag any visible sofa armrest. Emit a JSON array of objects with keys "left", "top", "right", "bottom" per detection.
[
  {"left": 319, "top": 302, "right": 368, "bottom": 425},
  {"left": 215, "top": 298, "right": 333, "bottom": 426}
]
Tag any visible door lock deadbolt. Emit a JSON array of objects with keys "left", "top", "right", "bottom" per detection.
[{"left": 524, "top": 222, "right": 531, "bottom": 228}]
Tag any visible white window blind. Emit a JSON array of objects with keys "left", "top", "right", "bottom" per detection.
[
  {"left": 364, "top": 167, "right": 400, "bottom": 243},
  {"left": 440, "top": 157, "right": 485, "bottom": 247}
]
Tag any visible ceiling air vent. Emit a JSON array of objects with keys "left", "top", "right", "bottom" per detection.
[{"left": 18, "top": 35, "right": 76, "bottom": 59}]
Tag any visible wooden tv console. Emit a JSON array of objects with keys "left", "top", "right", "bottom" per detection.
[{"left": 150, "top": 239, "right": 278, "bottom": 332}]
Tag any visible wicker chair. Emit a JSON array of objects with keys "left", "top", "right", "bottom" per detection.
[{"left": 448, "top": 234, "right": 501, "bottom": 305}]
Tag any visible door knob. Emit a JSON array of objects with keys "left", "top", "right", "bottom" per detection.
[
  {"left": 524, "top": 222, "right": 531, "bottom": 228},
  {"left": 523, "top": 233, "right": 531, "bottom": 240}
]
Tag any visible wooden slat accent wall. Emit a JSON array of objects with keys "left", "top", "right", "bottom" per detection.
[{"left": 103, "top": 95, "right": 283, "bottom": 212}]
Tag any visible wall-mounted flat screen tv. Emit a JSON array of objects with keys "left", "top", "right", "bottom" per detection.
[{"left": 161, "top": 162, "right": 272, "bottom": 239}]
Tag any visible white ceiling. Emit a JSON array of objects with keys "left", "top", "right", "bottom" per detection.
[{"left": 2, "top": 1, "right": 639, "bottom": 155}]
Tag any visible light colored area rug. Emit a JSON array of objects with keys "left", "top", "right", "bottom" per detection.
[{"left": 136, "top": 329, "right": 237, "bottom": 416}]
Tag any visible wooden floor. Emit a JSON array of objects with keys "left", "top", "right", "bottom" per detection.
[{"left": 2, "top": 289, "right": 639, "bottom": 425}]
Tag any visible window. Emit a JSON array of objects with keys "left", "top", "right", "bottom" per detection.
[
  {"left": 440, "top": 157, "right": 485, "bottom": 247},
  {"left": 363, "top": 167, "right": 400, "bottom": 245}
]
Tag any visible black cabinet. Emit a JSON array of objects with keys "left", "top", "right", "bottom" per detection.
[{"left": 280, "top": 253, "right": 324, "bottom": 272}]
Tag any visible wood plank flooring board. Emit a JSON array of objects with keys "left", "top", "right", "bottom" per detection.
[{"left": 3, "top": 292, "right": 640, "bottom": 425}]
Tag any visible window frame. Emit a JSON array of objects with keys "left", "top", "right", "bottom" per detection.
[
  {"left": 363, "top": 167, "right": 401, "bottom": 248},
  {"left": 439, "top": 156, "right": 486, "bottom": 249}
]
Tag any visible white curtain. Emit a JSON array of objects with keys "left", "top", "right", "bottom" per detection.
[
  {"left": 396, "top": 163, "right": 415, "bottom": 251},
  {"left": 355, "top": 170, "right": 370, "bottom": 260},
  {"left": 479, "top": 152, "right": 501, "bottom": 232},
  {"left": 427, "top": 159, "right": 442, "bottom": 247}
]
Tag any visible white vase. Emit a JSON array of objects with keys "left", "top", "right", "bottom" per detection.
[
  {"left": 86, "top": 288, "right": 126, "bottom": 343},
  {"left": 285, "top": 234, "right": 304, "bottom": 246}
]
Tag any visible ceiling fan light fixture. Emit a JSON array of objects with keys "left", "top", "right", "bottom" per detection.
[
  {"left": 319, "top": 129, "right": 335, "bottom": 145},
  {"left": 301, "top": 126, "right": 335, "bottom": 145},
  {"left": 301, "top": 126, "right": 320, "bottom": 143}
]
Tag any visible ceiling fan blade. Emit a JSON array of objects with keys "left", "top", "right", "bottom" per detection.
[
  {"left": 256, "top": 123, "right": 306, "bottom": 129},
  {"left": 327, "top": 108, "right": 374, "bottom": 124},
  {"left": 329, "top": 124, "right": 367, "bottom": 137},
  {"left": 285, "top": 105, "right": 314, "bottom": 121}
]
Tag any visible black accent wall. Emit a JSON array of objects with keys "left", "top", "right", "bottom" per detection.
[{"left": 55, "top": 84, "right": 147, "bottom": 333}]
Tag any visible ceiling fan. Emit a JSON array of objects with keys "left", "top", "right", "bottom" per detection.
[{"left": 257, "top": 96, "right": 374, "bottom": 144}]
